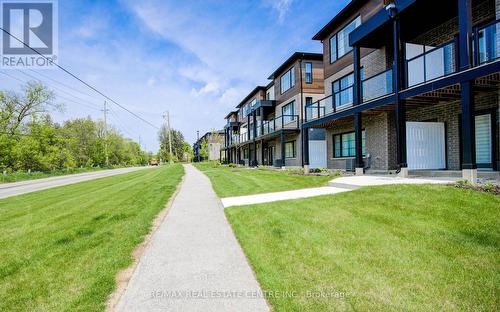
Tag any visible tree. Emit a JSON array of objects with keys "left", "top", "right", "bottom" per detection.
[
  {"left": 200, "top": 139, "right": 209, "bottom": 160},
  {"left": 0, "top": 81, "right": 61, "bottom": 135},
  {"left": 158, "top": 124, "right": 189, "bottom": 162}
]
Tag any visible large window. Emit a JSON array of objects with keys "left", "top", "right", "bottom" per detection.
[
  {"left": 305, "top": 62, "right": 313, "bottom": 83},
  {"left": 333, "top": 130, "right": 365, "bottom": 158},
  {"left": 282, "top": 101, "right": 295, "bottom": 124},
  {"left": 329, "top": 16, "right": 361, "bottom": 63},
  {"left": 285, "top": 141, "right": 296, "bottom": 158},
  {"left": 280, "top": 66, "right": 295, "bottom": 94},
  {"left": 333, "top": 73, "right": 354, "bottom": 107}
]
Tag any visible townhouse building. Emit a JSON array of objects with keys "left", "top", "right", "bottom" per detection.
[
  {"left": 301, "top": 0, "right": 499, "bottom": 181},
  {"left": 193, "top": 130, "right": 224, "bottom": 162},
  {"left": 221, "top": 0, "right": 499, "bottom": 182},
  {"left": 222, "top": 53, "right": 325, "bottom": 168}
]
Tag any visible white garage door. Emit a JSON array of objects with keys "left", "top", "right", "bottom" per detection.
[
  {"left": 407, "top": 122, "right": 446, "bottom": 170},
  {"left": 309, "top": 140, "right": 327, "bottom": 169}
]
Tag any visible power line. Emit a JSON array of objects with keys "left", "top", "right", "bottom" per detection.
[
  {"left": 0, "top": 70, "right": 101, "bottom": 111},
  {"left": 12, "top": 70, "right": 102, "bottom": 109},
  {"left": 0, "top": 26, "right": 160, "bottom": 130},
  {"left": 17, "top": 69, "right": 102, "bottom": 108}
]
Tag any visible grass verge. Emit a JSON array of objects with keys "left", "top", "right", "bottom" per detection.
[
  {"left": 0, "top": 166, "right": 138, "bottom": 184},
  {"left": 226, "top": 184, "right": 500, "bottom": 311},
  {"left": 0, "top": 165, "right": 184, "bottom": 311},
  {"left": 194, "top": 162, "right": 333, "bottom": 197}
]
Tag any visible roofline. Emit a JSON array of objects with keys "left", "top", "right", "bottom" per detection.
[
  {"left": 224, "top": 110, "right": 238, "bottom": 119},
  {"left": 235, "top": 86, "right": 267, "bottom": 108},
  {"left": 312, "top": 0, "right": 363, "bottom": 41},
  {"left": 266, "top": 80, "right": 275, "bottom": 89},
  {"left": 267, "top": 52, "right": 323, "bottom": 80}
]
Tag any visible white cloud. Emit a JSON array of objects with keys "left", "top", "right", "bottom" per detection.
[{"left": 264, "top": 0, "right": 294, "bottom": 23}]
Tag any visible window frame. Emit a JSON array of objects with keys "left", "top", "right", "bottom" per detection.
[
  {"left": 333, "top": 130, "right": 366, "bottom": 158},
  {"left": 329, "top": 15, "right": 362, "bottom": 64},
  {"left": 305, "top": 62, "right": 313, "bottom": 84},
  {"left": 332, "top": 72, "right": 355, "bottom": 107},
  {"left": 280, "top": 66, "right": 295, "bottom": 94},
  {"left": 284, "top": 141, "right": 296, "bottom": 158}
]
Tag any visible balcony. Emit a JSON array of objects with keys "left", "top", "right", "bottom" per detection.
[
  {"left": 405, "top": 41, "right": 457, "bottom": 88},
  {"left": 245, "top": 100, "right": 276, "bottom": 116},
  {"left": 362, "top": 68, "right": 393, "bottom": 102},
  {"left": 476, "top": 19, "right": 500, "bottom": 65},
  {"left": 259, "top": 115, "right": 299, "bottom": 137}
]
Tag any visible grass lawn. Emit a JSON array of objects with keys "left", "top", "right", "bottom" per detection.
[
  {"left": 0, "top": 165, "right": 184, "bottom": 311},
  {"left": 194, "top": 162, "right": 333, "bottom": 197},
  {"left": 226, "top": 184, "right": 500, "bottom": 311}
]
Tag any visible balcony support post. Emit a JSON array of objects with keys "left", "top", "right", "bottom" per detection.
[
  {"left": 461, "top": 81, "right": 477, "bottom": 182},
  {"left": 458, "top": 0, "right": 473, "bottom": 71},
  {"left": 253, "top": 111, "right": 258, "bottom": 166},
  {"left": 391, "top": 11, "right": 408, "bottom": 176},
  {"left": 280, "top": 131, "right": 286, "bottom": 168},
  {"left": 353, "top": 45, "right": 361, "bottom": 106},
  {"left": 261, "top": 140, "right": 265, "bottom": 166},
  {"left": 354, "top": 112, "right": 364, "bottom": 175},
  {"left": 302, "top": 127, "right": 310, "bottom": 173}
]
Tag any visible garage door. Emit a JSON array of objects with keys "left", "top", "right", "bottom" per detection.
[
  {"left": 406, "top": 122, "right": 446, "bottom": 170},
  {"left": 309, "top": 140, "right": 327, "bottom": 169}
]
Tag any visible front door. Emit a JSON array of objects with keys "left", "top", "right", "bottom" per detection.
[
  {"left": 406, "top": 122, "right": 446, "bottom": 170},
  {"left": 475, "top": 114, "right": 493, "bottom": 168}
]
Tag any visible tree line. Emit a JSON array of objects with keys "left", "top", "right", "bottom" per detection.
[{"left": 0, "top": 82, "right": 152, "bottom": 173}]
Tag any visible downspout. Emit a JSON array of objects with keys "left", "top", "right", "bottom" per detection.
[{"left": 299, "top": 55, "right": 305, "bottom": 167}]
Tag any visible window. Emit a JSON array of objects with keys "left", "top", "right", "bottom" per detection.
[
  {"left": 243, "top": 148, "right": 249, "bottom": 159},
  {"left": 266, "top": 91, "right": 271, "bottom": 100},
  {"left": 329, "top": 16, "right": 361, "bottom": 63},
  {"left": 280, "top": 66, "right": 295, "bottom": 94},
  {"left": 333, "top": 130, "right": 365, "bottom": 158},
  {"left": 305, "top": 62, "right": 313, "bottom": 83},
  {"left": 285, "top": 141, "right": 296, "bottom": 158},
  {"left": 282, "top": 101, "right": 295, "bottom": 124},
  {"left": 305, "top": 97, "right": 313, "bottom": 106},
  {"left": 332, "top": 73, "right": 354, "bottom": 107}
]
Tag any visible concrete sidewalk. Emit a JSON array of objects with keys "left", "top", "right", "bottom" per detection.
[
  {"left": 116, "top": 164, "right": 269, "bottom": 312},
  {"left": 222, "top": 187, "right": 350, "bottom": 208},
  {"left": 221, "top": 175, "right": 457, "bottom": 208}
]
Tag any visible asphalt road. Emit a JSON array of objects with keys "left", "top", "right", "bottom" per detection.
[{"left": 0, "top": 167, "right": 154, "bottom": 199}]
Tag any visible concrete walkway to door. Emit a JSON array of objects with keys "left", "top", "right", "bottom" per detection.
[
  {"left": 116, "top": 164, "right": 269, "bottom": 312},
  {"left": 221, "top": 174, "right": 457, "bottom": 208}
]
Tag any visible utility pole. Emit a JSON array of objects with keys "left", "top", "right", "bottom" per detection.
[
  {"left": 163, "top": 111, "right": 173, "bottom": 165},
  {"left": 102, "top": 101, "right": 109, "bottom": 166},
  {"left": 197, "top": 130, "right": 200, "bottom": 162}
]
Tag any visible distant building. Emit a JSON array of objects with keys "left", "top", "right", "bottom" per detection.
[{"left": 193, "top": 130, "right": 225, "bottom": 162}]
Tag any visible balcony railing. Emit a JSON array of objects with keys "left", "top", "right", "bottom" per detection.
[
  {"left": 258, "top": 115, "right": 299, "bottom": 137},
  {"left": 406, "top": 40, "right": 457, "bottom": 88},
  {"left": 476, "top": 19, "right": 500, "bottom": 65},
  {"left": 305, "top": 95, "right": 332, "bottom": 121},
  {"left": 362, "top": 68, "right": 393, "bottom": 102}
]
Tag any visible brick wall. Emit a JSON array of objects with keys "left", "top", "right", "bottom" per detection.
[
  {"left": 324, "top": 112, "right": 395, "bottom": 171},
  {"left": 413, "top": 0, "right": 495, "bottom": 46}
]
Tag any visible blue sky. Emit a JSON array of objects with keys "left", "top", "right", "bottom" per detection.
[{"left": 3, "top": 0, "right": 350, "bottom": 151}]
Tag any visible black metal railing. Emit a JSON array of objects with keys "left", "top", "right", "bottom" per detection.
[
  {"left": 361, "top": 68, "right": 393, "bottom": 102},
  {"left": 259, "top": 115, "right": 299, "bottom": 136},
  {"left": 475, "top": 19, "right": 500, "bottom": 65},
  {"left": 405, "top": 40, "right": 457, "bottom": 88}
]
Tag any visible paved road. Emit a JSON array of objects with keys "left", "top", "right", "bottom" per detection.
[
  {"left": 116, "top": 164, "right": 269, "bottom": 312},
  {"left": 0, "top": 167, "right": 153, "bottom": 199}
]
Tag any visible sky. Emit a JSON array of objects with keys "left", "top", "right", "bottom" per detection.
[{"left": 1, "top": 0, "right": 350, "bottom": 151}]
